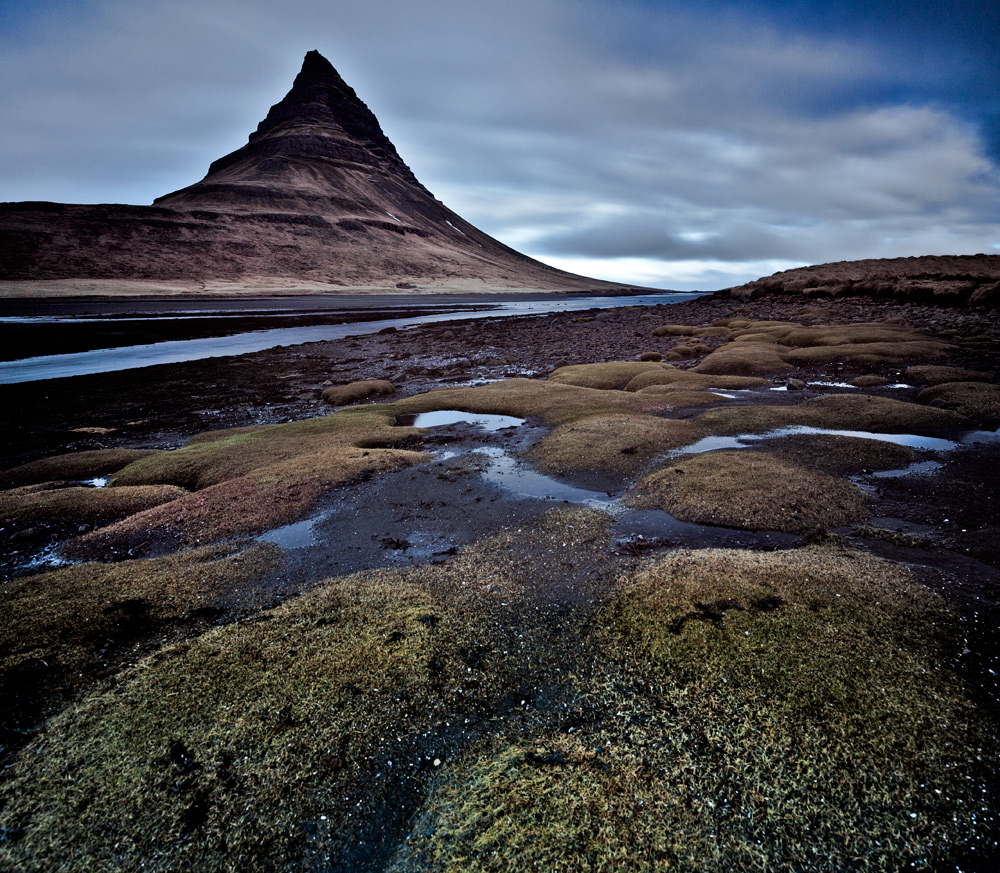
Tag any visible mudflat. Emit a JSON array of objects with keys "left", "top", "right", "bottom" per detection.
[{"left": 1, "top": 291, "right": 998, "bottom": 872}]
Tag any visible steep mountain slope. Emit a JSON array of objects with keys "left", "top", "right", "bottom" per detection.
[{"left": 0, "top": 51, "right": 632, "bottom": 294}]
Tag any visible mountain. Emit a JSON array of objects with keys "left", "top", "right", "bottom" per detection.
[
  {"left": 0, "top": 51, "right": 634, "bottom": 295},
  {"left": 718, "top": 254, "right": 1000, "bottom": 307}
]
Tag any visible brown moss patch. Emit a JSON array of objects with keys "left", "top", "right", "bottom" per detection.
[
  {"left": 321, "top": 379, "right": 395, "bottom": 406},
  {"left": 0, "top": 449, "right": 154, "bottom": 488},
  {"left": 905, "top": 365, "right": 994, "bottom": 386},
  {"left": 782, "top": 339, "right": 949, "bottom": 367},
  {"left": 548, "top": 361, "right": 669, "bottom": 390},
  {"left": 393, "top": 378, "right": 682, "bottom": 425},
  {"left": 917, "top": 381, "right": 1000, "bottom": 427},
  {"left": 693, "top": 342, "right": 793, "bottom": 376},
  {"left": 637, "top": 351, "right": 662, "bottom": 361},
  {"left": 698, "top": 393, "right": 972, "bottom": 437},
  {"left": 528, "top": 414, "right": 703, "bottom": 476},
  {"left": 763, "top": 433, "right": 916, "bottom": 475},
  {"left": 628, "top": 451, "right": 868, "bottom": 532},
  {"left": 0, "top": 483, "right": 186, "bottom": 527},
  {"left": 850, "top": 374, "right": 890, "bottom": 387},
  {"left": 625, "top": 369, "right": 767, "bottom": 392}
]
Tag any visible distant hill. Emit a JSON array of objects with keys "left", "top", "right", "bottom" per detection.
[
  {"left": 718, "top": 254, "right": 1000, "bottom": 306},
  {"left": 0, "top": 51, "right": 637, "bottom": 296}
]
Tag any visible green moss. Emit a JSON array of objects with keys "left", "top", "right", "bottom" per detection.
[
  {"left": 392, "top": 548, "right": 993, "bottom": 872},
  {"left": 627, "top": 450, "right": 868, "bottom": 532}
]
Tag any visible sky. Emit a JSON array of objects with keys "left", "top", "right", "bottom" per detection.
[{"left": 1, "top": 0, "right": 998, "bottom": 291}]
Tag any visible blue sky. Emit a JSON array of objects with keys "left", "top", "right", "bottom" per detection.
[{"left": 1, "top": 0, "right": 998, "bottom": 290}]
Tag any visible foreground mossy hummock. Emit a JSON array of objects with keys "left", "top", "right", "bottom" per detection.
[{"left": 1, "top": 511, "right": 995, "bottom": 872}]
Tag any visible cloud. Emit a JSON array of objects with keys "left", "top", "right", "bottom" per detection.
[{"left": 1, "top": 0, "right": 998, "bottom": 289}]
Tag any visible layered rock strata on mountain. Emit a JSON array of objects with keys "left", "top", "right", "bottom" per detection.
[{"left": 0, "top": 51, "right": 621, "bottom": 292}]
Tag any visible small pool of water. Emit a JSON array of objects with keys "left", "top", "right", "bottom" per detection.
[
  {"left": 258, "top": 510, "right": 333, "bottom": 549},
  {"left": 474, "top": 447, "right": 616, "bottom": 508},
  {"left": 673, "top": 425, "right": 965, "bottom": 456},
  {"left": 396, "top": 410, "right": 525, "bottom": 431}
]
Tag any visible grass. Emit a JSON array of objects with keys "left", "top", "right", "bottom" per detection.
[
  {"left": 548, "top": 362, "right": 672, "bottom": 390},
  {"left": 762, "top": 432, "right": 916, "bottom": 475},
  {"left": 627, "top": 450, "right": 869, "bottom": 532},
  {"left": 528, "top": 414, "right": 704, "bottom": 476},
  {"left": 0, "top": 483, "right": 186, "bottom": 527},
  {"left": 917, "top": 381, "right": 1000, "bottom": 427},
  {"left": 905, "top": 365, "right": 994, "bottom": 385},
  {"left": 697, "top": 393, "right": 972, "bottom": 437},
  {"left": 625, "top": 369, "right": 767, "bottom": 392},
  {"left": 390, "top": 547, "right": 995, "bottom": 872},
  {"left": 321, "top": 379, "right": 395, "bottom": 406},
  {"left": 0, "top": 544, "right": 281, "bottom": 762},
  {"left": 693, "top": 321, "right": 953, "bottom": 376},
  {"left": 0, "top": 509, "right": 994, "bottom": 872},
  {"left": 0, "top": 449, "right": 154, "bottom": 488}
]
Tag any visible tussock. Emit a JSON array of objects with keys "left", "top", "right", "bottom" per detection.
[
  {"left": 627, "top": 450, "right": 868, "bottom": 532},
  {"left": 0, "top": 483, "right": 185, "bottom": 527},
  {"left": 917, "top": 381, "right": 1000, "bottom": 427},
  {"left": 321, "top": 379, "right": 395, "bottom": 405},
  {"left": 0, "top": 449, "right": 154, "bottom": 488}
]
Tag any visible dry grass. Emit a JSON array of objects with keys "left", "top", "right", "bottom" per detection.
[
  {"left": 627, "top": 451, "right": 868, "bottom": 532},
  {"left": 917, "top": 381, "right": 1000, "bottom": 427},
  {"left": 0, "top": 449, "right": 154, "bottom": 488},
  {"left": 698, "top": 393, "right": 972, "bottom": 437},
  {"left": 321, "top": 379, "right": 395, "bottom": 406},
  {"left": 0, "top": 483, "right": 186, "bottom": 527},
  {"left": 528, "top": 414, "right": 703, "bottom": 476},
  {"left": 905, "top": 365, "right": 994, "bottom": 386}
]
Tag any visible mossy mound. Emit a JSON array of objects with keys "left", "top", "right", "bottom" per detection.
[
  {"left": 528, "top": 414, "right": 703, "bottom": 476},
  {"left": 627, "top": 388, "right": 726, "bottom": 407},
  {"left": 393, "top": 377, "right": 681, "bottom": 425},
  {"left": 392, "top": 547, "right": 994, "bottom": 872},
  {"left": 624, "top": 369, "right": 767, "bottom": 392},
  {"left": 850, "top": 374, "right": 890, "bottom": 387},
  {"left": 763, "top": 433, "right": 916, "bottom": 475},
  {"left": 0, "top": 449, "right": 154, "bottom": 488},
  {"left": 695, "top": 321, "right": 952, "bottom": 376},
  {"left": 698, "top": 393, "right": 972, "bottom": 437},
  {"left": 905, "top": 365, "right": 994, "bottom": 386},
  {"left": 63, "top": 407, "right": 428, "bottom": 556},
  {"left": 548, "top": 361, "right": 670, "bottom": 390},
  {"left": 0, "top": 483, "right": 186, "bottom": 527},
  {"left": 917, "top": 381, "right": 1000, "bottom": 427},
  {"left": 0, "top": 509, "right": 616, "bottom": 872},
  {"left": 628, "top": 450, "right": 868, "bottom": 532},
  {"left": 652, "top": 324, "right": 730, "bottom": 338},
  {"left": 693, "top": 342, "right": 793, "bottom": 376},
  {"left": 1, "top": 544, "right": 281, "bottom": 754},
  {"left": 321, "top": 379, "right": 395, "bottom": 406}
]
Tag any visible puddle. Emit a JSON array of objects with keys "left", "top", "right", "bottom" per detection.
[
  {"left": 473, "top": 447, "right": 616, "bottom": 508},
  {"left": 85, "top": 477, "right": 109, "bottom": 488},
  {"left": 672, "top": 425, "right": 969, "bottom": 456},
  {"left": 870, "top": 460, "right": 943, "bottom": 479},
  {"left": 808, "top": 381, "right": 856, "bottom": 388},
  {"left": 709, "top": 391, "right": 738, "bottom": 399},
  {"left": 258, "top": 510, "right": 333, "bottom": 549},
  {"left": 396, "top": 410, "right": 525, "bottom": 431}
]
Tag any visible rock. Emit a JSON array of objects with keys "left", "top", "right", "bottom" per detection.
[{"left": 786, "top": 378, "right": 806, "bottom": 390}]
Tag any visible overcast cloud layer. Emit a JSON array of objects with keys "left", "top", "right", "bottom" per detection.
[{"left": 2, "top": 0, "right": 998, "bottom": 290}]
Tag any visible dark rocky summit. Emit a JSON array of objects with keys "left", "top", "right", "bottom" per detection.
[{"left": 0, "top": 51, "right": 626, "bottom": 293}]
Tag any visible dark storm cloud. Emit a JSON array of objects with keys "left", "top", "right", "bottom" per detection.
[{"left": 1, "top": 0, "right": 997, "bottom": 289}]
